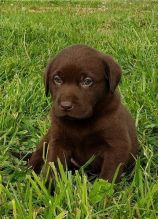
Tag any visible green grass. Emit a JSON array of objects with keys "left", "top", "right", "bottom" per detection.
[{"left": 0, "top": 0, "right": 158, "bottom": 218}]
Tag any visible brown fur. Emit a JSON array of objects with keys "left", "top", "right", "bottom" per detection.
[{"left": 29, "top": 44, "right": 138, "bottom": 182}]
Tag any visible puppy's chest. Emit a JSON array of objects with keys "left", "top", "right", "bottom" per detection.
[
  {"left": 63, "top": 130, "right": 105, "bottom": 149},
  {"left": 61, "top": 131, "right": 105, "bottom": 164}
]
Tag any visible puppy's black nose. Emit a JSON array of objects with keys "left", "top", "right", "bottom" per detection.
[{"left": 60, "top": 101, "right": 73, "bottom": 110}]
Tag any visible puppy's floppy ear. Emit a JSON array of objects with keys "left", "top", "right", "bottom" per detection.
[
  {"left": 102, "top": 55, "right": 122, "bottom": 93},
  {"left": 44, "top": 59, "right": 54, "bottom": 97}
]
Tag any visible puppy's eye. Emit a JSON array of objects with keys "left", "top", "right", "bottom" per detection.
[
  {"left": 53, "top": 75, "right": 63, "bottom": 86},
  {"left": 80, "top": 77, "right": 93, "bottom": 88}
]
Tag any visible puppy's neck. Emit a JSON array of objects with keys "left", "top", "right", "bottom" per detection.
[{"left": 95, "top": 91, "right": 121, "bottom": 116}]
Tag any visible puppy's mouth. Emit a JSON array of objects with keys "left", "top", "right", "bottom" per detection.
[
  {"left": 54, "top": 108, "right": 93, "bottom": 120},
  {"left": 63, "top": 113, "right": 93, "bottom": 120},
  {"left": 61, "top": 115, "right": 78, "bottom": 121}
]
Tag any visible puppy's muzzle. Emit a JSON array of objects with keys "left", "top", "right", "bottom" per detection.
[{"left": 60, "top": 100, "right": 73, "bottom": 111}]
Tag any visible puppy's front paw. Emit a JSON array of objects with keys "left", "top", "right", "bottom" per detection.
[{"left": 28, "top": 152, "right": 43, "bottom": 174}]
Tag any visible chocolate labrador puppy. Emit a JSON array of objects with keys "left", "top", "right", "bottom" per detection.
[{"left": 29, "top": 44, "right": 138, "bottom": 182}]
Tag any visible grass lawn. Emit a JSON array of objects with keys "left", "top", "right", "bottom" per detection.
[{"left": 0, "top": 0, "right": 158, "bottom": 218}]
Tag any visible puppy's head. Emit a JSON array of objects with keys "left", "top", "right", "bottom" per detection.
[{"left": 45, "top": 45, "right": 121, "bottom": 119}]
